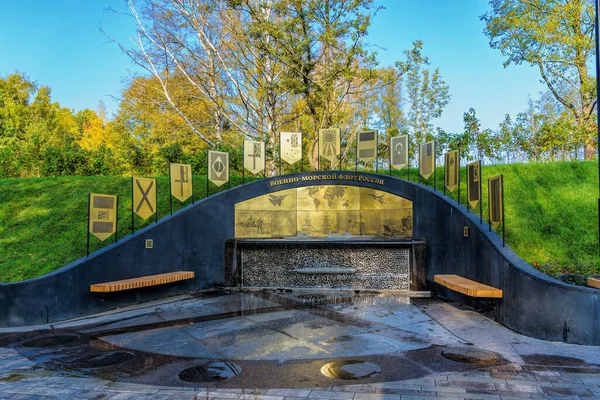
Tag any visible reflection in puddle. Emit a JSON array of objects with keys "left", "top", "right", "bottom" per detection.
[
  {"left": 179, "top": 361, "right": 242, "bottom": 383},
  {"left": 441, "top": 346, "right": 500, "bottom": 364},
  {"left": 22, "top": 335, "right": 79, "bottom": 348},
  {"left": 70, "top": 351, "right": 134, "bottom": 369},
  {"left": 320, "top": 360, "right": 381, "bottom": 380}
]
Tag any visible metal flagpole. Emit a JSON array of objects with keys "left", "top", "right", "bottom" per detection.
[
  {"left": 375, "top": 132, "right": 379, "bottom": 174},
  {"left": 169, "top": 166, "right": 173, "bottom": 215},
  {"left": 458, "top": 150, "right": 461, "bottom": 206},
  {"left": 479, "top": 161, "right": 483, "bottom": 224},
  {"left": 502, "top": 174, "right": 505, "bottom": 248},
  {"left": 86, "top": 193, "right": 90, "bottom": 257},
  {"left": 301, "top": 135, "right": 304, "bottom": 172},
  {"left": 388, "top": 136, "right": 392, "bottom": 176},
  {"left": 444, "top": 155, "right": 446, "bottom": 197},
  {"left": 131, "top": 177, "right": 135, "bottom": 235},
  {"left": 595, "top": 0, "right": 600, "bottom": 255},
  {"left": 433, "top": 142, "right": 436, "bottom": 192},
  {"left": 264, "top": 142, "right": 267, "bottom": 178},
  {"left": 191, "top": 170, "right": 195, "bottom": 204},
  {"left": 338, "top": 130, "right": 342, "bottom": 171},
  {"left": 318, "top": 133, "right": 320, "bottom": 171},
  {"left": 206, "top": 153, "right": 210, "bottom": 198},
  {"left": 115, "top": 196, "right": 119, "bottom": 243},
  {"left": 418, "top": 146, "right": 421, "bottom": 185},
  {"left": 488, "top": 177, "right": 492, "bottom": 232},
  {"left": 355, "top": 132, "right": 358, "bottom": 172},
  {"left": 242, "top": 143, "right": 245, "bottom": 184},
  {"left": 408, "top": 135, "right": 411, "bottom": 182}
]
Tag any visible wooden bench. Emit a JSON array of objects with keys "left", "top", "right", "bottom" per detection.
[
  {"left": 90, "top": 271, "right": 194, "bottom": 293},
  {"left": 434, "top": 274, "right": 502, "bottom": 298},
  {"left": 589, "top": 277, "right": 600, "bottom": 289}
]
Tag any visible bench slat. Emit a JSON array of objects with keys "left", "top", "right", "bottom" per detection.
[
  {"left": 90, "top": 271, "right": 194, "bottom": 293},
  {"left": 589, "top": 277, "right": 600, "bottom": 289},
  {"left": 434, "top": 274, "right": 502, "bottom": 298}
]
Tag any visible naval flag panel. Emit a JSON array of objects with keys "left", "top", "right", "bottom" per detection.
[
  {"left": 390, "top": 135, "right": 408, "bottom": 170},
  {"left": 243, "top": 140, "right": 265, "bottom": 175},
  {"left": 208, "top": 150, "right": 229, "bottom": 187},
  {"left": 419, "top": 140, "right": 435, "bottom": 179},
  {"left": 280, "top": 132, "right": 302, "bottom": 165},
  {"left": 319, "top": 128, "right": 341, "bottom": 164},
  {"left": 357, "top": 130, "right": 377, "bottom": 163}
]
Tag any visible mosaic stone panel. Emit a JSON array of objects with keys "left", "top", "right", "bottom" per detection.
[{"left": 241, "top": 247, "right": 410, "bottom": 290}]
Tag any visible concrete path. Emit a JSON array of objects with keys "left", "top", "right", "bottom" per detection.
[{"left": 1, "top": 291, "right": 599, "bottom": 399}]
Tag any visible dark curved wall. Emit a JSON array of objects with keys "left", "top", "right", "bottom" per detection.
[{"left": 1, "top": 171, "right": 598, "bottom": 345}]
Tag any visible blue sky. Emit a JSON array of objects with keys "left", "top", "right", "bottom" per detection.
[{"left": 0, "top": 0, "right": 546, "bottom": 133}]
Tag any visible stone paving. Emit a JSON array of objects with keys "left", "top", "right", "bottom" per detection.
[{"left": 1, "top": 292, "right": 599, "bottom": 399}]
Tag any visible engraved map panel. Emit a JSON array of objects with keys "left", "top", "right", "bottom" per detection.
[{"left": 234, "top": 185, "right": 413, "bottom": 238}]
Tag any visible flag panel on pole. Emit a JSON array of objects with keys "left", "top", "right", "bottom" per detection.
[
  {"left": 489, "top": 175, "right": 503, "bottom": 228},
  {"left": 280, "top": 132, "right": 302, "bottom": 165},
  {"left": 89, "top": 193, "right": 117, "bottom": 241},
  {"left": 208, "top": 150, "right": 229, "bottom": 187},
  {"left": 319, "top": 128, "right": 341, "bottom": 163},
  {"left": 169, "top": 163, "right": 193, "bottom": 202},
  {"left": 467, "top": 160, "right": 481, "bottom": 208},
  {"left": 357, "top": 130, "right": 377, "bottom": 163},
  {"left": 444, "top": 150, "right": 459, "bottom": 192},
  {"left": 419, "top": 140, "right": 435, "bottom": 179},
  {"left": 390, "top": 135, "right": 408, "bottom": 170},
  {"left": 133, "top": 177, "right": 156, "bottom": 220},
  {"left": 243, "top": 140, "right": 265, "bottom": 175}
]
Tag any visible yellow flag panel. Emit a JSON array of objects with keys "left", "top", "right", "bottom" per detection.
[
  {"left": 445, "top": 150, "right": 459, "bottom": 192},
  {"left": 280, "top": 132, "right": 302, "bottom": 165},
  {"left": 208, "top": 150, "right": 229, "bottom": 187},
  {"left": 357, "top": 130, "right": 377, "bottom": 163},
  {"left": 243, "top": 140, "right": 265, "bottom": 175},
  {"left": 319, "top": 128, "right": 341, "bottom": 164},
  {"left": 133, "top": 177, "right": 156, "bottom": 220},
  {"left": 419, "top": 140, "right": 435, "bottom": 179},
  {"left": 170, "top": 163, "right": 193, "bottom": 202},
  {"left": 467, "top": 160, "right": 481, "bottom": 208},
  {"left": 89, "top": 193, "right": 117, "bottom": 241},
  {"left": 489, "top": 175, "right": 504, "bottom": 228},
  {"left": 390, "top": 135, "right": 408, "bottom": 170}
]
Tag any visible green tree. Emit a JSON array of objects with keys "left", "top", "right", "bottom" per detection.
[{"left": 481, "top": 0, "right": 596, "bottom": 159}]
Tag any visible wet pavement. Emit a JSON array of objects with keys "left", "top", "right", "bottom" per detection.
[{"left": 1, "top": 290, "right": 599, "bottom": 399}]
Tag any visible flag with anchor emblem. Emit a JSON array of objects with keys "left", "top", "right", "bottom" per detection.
[
  {"left": 169, "top": 163, "right": 193, "bottom": 202},
  {"left": 132, "top": 177, "right": 156, "bottom": 220},
  {"left": 208, "top": 150, "right": 229, "bottom": 187}
]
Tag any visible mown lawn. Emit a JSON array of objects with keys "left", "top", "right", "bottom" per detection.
[{"left": 1, "top": 161, "right": 598, "bottom": 283}]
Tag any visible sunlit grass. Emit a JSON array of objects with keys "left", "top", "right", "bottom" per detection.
[{"left": 1, "top": 161, "right": 599, "bottom": 282}]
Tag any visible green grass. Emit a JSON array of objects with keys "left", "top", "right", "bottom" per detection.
[{"left": 1, "top": 161, "right": 599, "bottom": 283}]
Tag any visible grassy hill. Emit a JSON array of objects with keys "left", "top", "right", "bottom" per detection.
[{"left": 1, "top": 161, "right": 598, "bottom": 283}]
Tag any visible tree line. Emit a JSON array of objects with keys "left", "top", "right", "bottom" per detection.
[{"left": 0, "top": 0, "right": 596, "bottom": 179}]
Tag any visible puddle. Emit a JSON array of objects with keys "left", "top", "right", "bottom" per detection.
[
  {"left": 70, "top": 351, "right": 134, "bottom": 369},
  {"left": 296, "top": 294, "right": 327, "bottom": 300},
  {"left": 320, "top": 360, "right": 382, "bottom": 380},
  {"left": 179, "top": 362, "right": 242, "bottom": 383},
  {"left": 441, "top": 346, "right": 500, "bottom": 364},
  {"left": 22, "top": 335, "right": 79, "bottom": 348}
]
